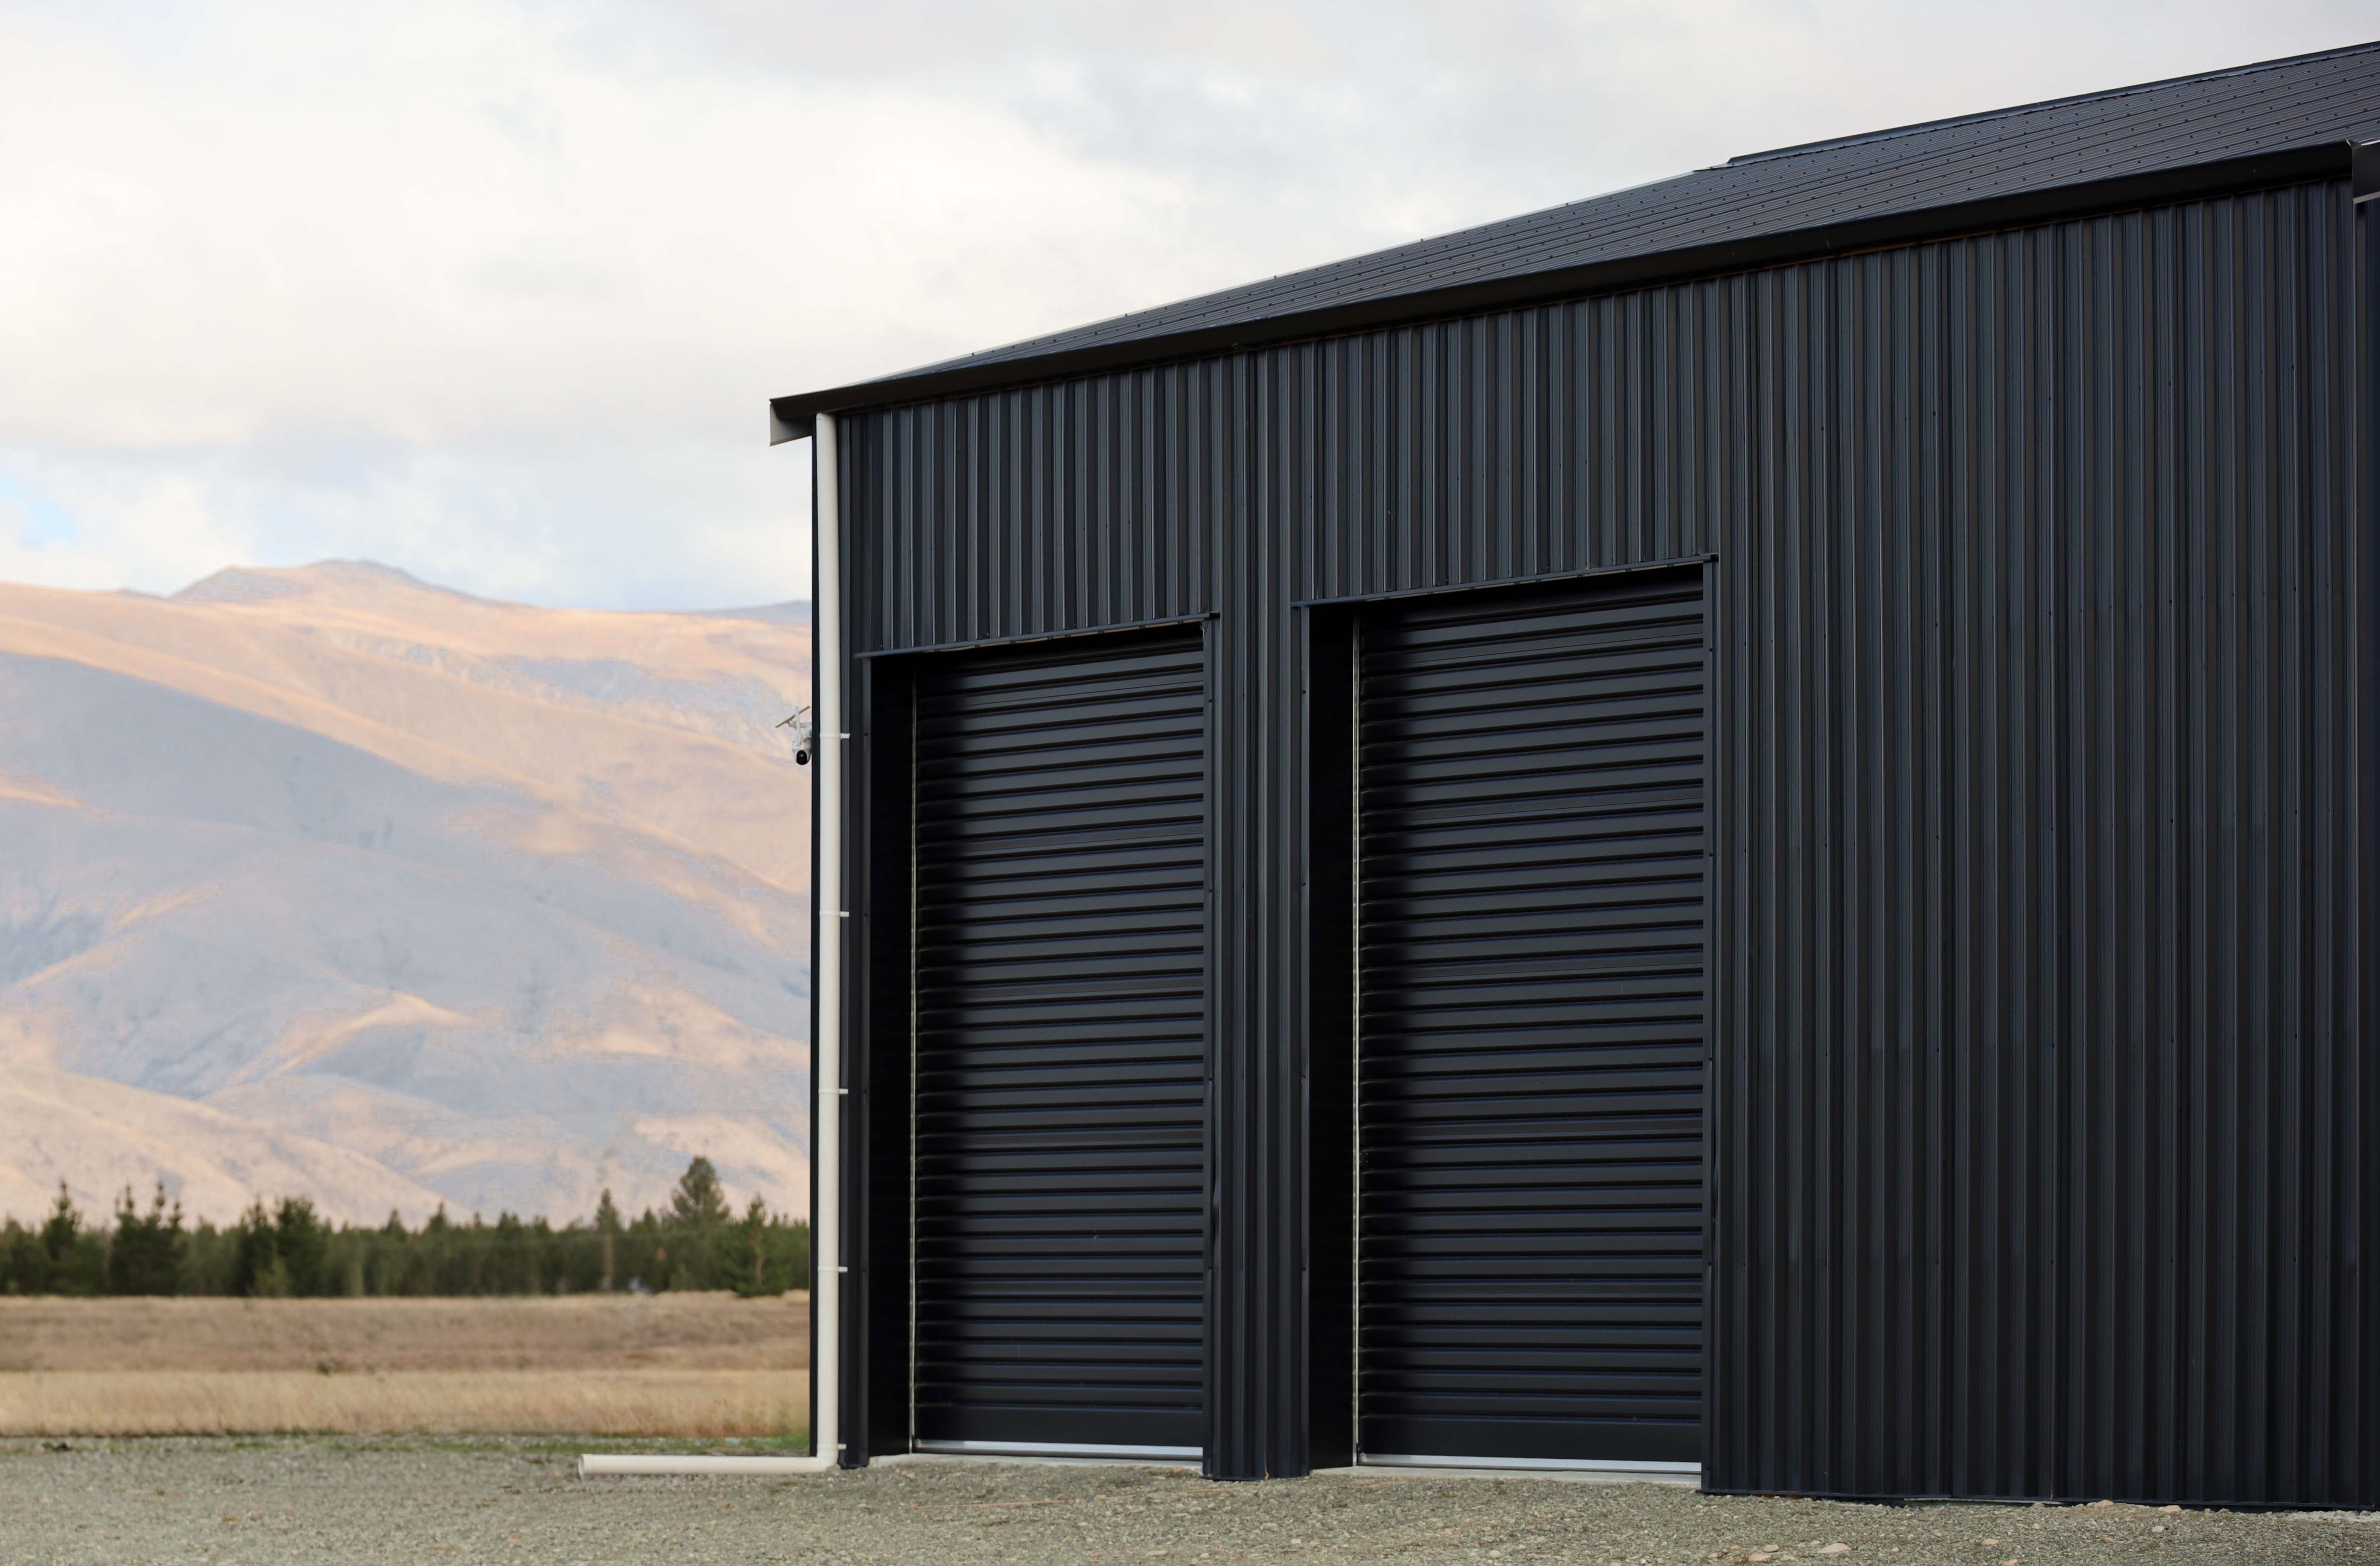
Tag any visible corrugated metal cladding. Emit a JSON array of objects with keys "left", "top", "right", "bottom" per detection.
[
  {"left": 906, "top": 632, "right": 1209, "bottom": 1456},
  {"left": 837, "top": 177, "right": 2375, "bottom": 1503},
  {"left": 1355, "top": 573, "right": 1708, "bottom": 1466}
]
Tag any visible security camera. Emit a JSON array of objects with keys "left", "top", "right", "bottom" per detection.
[{"left": 777, "top": 705, "right": 816, "bottom": 767}]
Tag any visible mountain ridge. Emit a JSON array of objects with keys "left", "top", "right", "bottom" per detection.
[{"left": 0, "top": 562, "right": 814, "bottom": 1226}]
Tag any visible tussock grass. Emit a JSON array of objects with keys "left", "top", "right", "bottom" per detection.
[
  {"left": 0, "top": 1290, "right": 809, "bottom": 1373},
  {"left": 0, "top": 1369, "right": 807, "bottom": 1437},
  {"left": 0, "top": 1292, "right": 810, "bottom": 1436}
]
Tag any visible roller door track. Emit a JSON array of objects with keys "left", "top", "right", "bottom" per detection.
[
  {"left": 1356, "top": 571, "right": 1707, "bottom": 1470},
  {"left": 908, "top": 629, "right": 1209, "bottom": 1459}
]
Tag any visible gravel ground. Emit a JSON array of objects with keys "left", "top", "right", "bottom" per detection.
[{"left": 3, "top": 1438, "right": 2376, "bottom": 1566}]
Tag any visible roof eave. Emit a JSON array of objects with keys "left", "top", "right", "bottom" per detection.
[{"left": 769, "top": 139, "right": 2357, "bottom": 444}]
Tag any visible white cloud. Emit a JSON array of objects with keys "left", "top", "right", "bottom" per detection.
[{"left": 0, "top": 0, "right": 2371, "bottom": 606}]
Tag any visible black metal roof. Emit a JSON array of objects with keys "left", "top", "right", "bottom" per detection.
[{"left": 772, "top": 41, "right": 2380, "bottom": 437}]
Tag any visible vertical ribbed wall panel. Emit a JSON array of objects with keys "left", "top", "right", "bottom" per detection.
[
  {"left": 837, "top": 177, "right": 2374, "bottom": 1501},
  {"left": 1705, "top": 184, "right": 2369, "bottom": 1505}
]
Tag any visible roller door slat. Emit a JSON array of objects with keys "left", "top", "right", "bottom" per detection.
[
  {"left": 1358, "top": 573, "right": 1705, "bottom": 1467},
  {"left": 910, "top": 631, "right": 1208, "bottom": 1457}
]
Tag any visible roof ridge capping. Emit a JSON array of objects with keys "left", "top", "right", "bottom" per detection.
[{"left": 1728, "top": 38, "right": 2380, "bottom": 166}]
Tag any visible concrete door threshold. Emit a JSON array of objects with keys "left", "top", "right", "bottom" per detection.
[
  {"left": 1321, "top": 1459, "right": 1700, "bottom": 1487},
  {"left": 880, "top": 1450, "right": 1202, "bottom": 1472}
]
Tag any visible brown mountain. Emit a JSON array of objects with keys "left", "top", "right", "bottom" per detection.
[{"left": 0, "top": 562, "right": 812, "bottom": 1226}]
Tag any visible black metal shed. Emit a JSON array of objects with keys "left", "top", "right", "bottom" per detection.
[{"left": 775, "top": 43, "right": 2380, "bottom": 1507}]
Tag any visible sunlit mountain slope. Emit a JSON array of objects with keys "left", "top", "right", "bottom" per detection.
[{"left": 0, "top": 563, "right": 812, "bottom": 1225}]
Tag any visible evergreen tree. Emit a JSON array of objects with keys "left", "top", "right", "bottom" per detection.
[
  {"left": 39, "top": 1182, "right": 104, "bottom": 1295},
  {"left": 736, "top": 1195, "right": 774, "bottom": 1297},
  {"left": 668, "top": 1157, "right": 730, "bottom": 1226},
  {"left": 107, "top": 1182, "right": 184, "bottom": 1295},
  {"left": 39, "top": 1181, "right": 78, "bottom": 1264},
  {"left": 1, "top": 1151, "right": 807, "bottom": 1298},
  {"left": 0, "top": 1218, "right": 49, "bottom": 1294},
  {"left": 233, "top": 1199, "right": 285, "bottom": 1296},
  {"left": 180, "top": 1219, "right": 234, "bottom": 1295},
  {"left": 595, "top": 1187, "right": 621, "bottom": 1292},
  {"left": 664, "top": 1157, "right": 732, "bottom": 1290},
  {"left": 273, "top": 1197, "right": 329, "bottom": 1295}
]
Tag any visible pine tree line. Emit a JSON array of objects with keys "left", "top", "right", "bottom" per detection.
[{"left": 0, "top": 1157, "right": 809, "bottom": 1299}]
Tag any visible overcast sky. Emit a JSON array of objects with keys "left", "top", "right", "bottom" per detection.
[{"left": 2, "top": 2, "right": 2371, "bottom": 610}]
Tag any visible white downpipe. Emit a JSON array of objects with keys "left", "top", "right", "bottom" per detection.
[
  {"left": 583, "top": 412, "right": 843, "bottom": 1481},
  {"left": 807, "top": 409, "right": 844, "bottom": 1471}
]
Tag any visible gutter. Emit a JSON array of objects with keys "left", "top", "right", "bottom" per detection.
[
  {"left": 770, "top": 140, "right": 2357, "bottom": 440},
  {"left": 582, "top": 412, "right": 845, "bottom": 1481}
]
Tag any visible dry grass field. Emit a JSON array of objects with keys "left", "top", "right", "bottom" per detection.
[{"left": 0, "top": 1292, "right": 807, "bottom": 1438}]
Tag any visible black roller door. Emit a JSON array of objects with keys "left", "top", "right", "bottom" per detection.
[
  {"left": 1356, "top": 571, "right": 1706, "bottom": 1467},
  {"left": 908, "top": 628, "right": 1208, "bottom": 1457}
]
